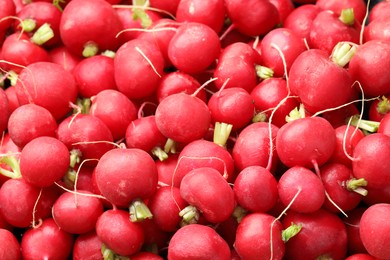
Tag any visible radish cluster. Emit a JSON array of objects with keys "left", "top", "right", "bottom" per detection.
[{"left": 0, "top": 0, "right": 389, "bottom": 259}]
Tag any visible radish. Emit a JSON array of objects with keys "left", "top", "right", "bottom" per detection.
[
  {"left": 20, "top": 218, "right": 74, "bottom": 260},
  {"left": 321, "top": 103, "right": 360, "bottom": 128},
  {"left": 149, "top": 0, "right": 180, "bottom": 16},
  {"left": 73, "top": 231, "right": 103, "bottom": 260},
  {"left": 234, "top": 212, "right": 285, "bottom": 260},
  {"left": 90, "top": 89, "right": 138, "bottom": 141},
  {"left": 0, "top": 0, "right": 15, "bottom": 45},
  {"left": 13, "top": 61, "right": 78, "bottom": 121},
  {"left": 155, "top": 92, "right": 211, "bottom": 144},
  {"left": 369, "top": 0, "right": 390, "bottom": 22},
  {"left": 114, "top": 38, "right": 165, "bottom": 100},
  {"left": 130, "top": 252, "right": 164, "bottom": 260},
  {"left": 342, "top": 206, "right": 369, "bottom": 254},
  {"left": 345, "top": 254, "right": 377, "bottom": 260},
  {"left": 155, "top": 153, "right": 178, "bottom": 186},
  {"left": 359, "top": 203, "right": 390, "bottom": 259},
  {"left": 167, "top": 223, "right": 231, "bottom": 259},
  {"left": 0, "top": 178, "right": 58, "bottom": 228},
  {"left": 73, "top": 54, "right": 117, "bottom": 98},
  {"left": 7, "top": 104, "right": 57, "bottom": 148},
  {"left": 179, "top": 167, "right": 235, "bottom": 224},
  {"left": 175, "top": 0, "right": 225, "bottom": 33},
  {"left": 96, "top": 209, "right": 144, "bottom": 257},
  {"left": 378, "top": 112, "right": 390, "bottom": 136},
  {"left": 52, "top": 190, "right": 104, "bottom": 234},
  {"left": 269, "top": 0, "right": 295, "bottom": 24},
  {"left": 137, "top": 218, "right": 172, "bottom": 254},
  {"left": 49, "top": 45, "right": 83, "bottom": 73},
  {"left": 4, "top": 86, "right": 19, "bottom": 114},
  {"left": 0, "top": 228, "right": 21, "bottom": 259},
  {"left": 59, "top": 0, "right": 123, "bottom": 57},
  {"left": 94, "top": 148, "right": 157, "bottom": 220},
  {"left": 368, "top": 95, "right": 390, "bottom": 122},
  {"left": 364, "top": 16, "right": 390, "bottom": 43},
  {"left": 283, "top": 4, "right": 321, "bottom": 40},
  {"left": 0, "top": 88, "right": 10, "bottom": 134},
  {"left": 20, "top": 136, "right": 70, "bottom": 188},
  {"left": 316, "top": 0, "right": 367, "bottom": 25},
  {"left": 233, "top": 166, "right": 279, "bottom": 213},
  {"left": 167, "top": 22, "right": 221, "bottom": 74},
  {"left": 282, "top": 209, "right": 348, "bottom": 260}
]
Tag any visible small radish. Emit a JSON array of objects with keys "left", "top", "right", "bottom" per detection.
[
  {"left": 283, "top": 4, "right": 321, "bottom": 40},
  {"left": 96, "top": 209, "right": 144, "bottom": 257},
  {"left": 233, "top": 166, "right": 279, "bottom": 213},
  {"left": 130, "top": 252, "right": 164, "bottom": 260},
  {"left": 234, "top": 212, "right": 285, "bottom": 260},
  {"left": 155, "top": 92, "right": 211, "bottom": 144},
  {"left": 364, "top": 16, "right": 390, "bottom": 43},
  {"left": 316, "top": 0, "right": 367, "bottom": 25},
  {"left": 90, "top": 89, "right": 138, "bottom": 141},
  {"left": 0, "top": 88, "right": 10, "bottom": 134},
  {"left": 155, "top": 153, "right": 179, "bottom": 186},
  {"left": 359, "top": 203, "right": 390, "bottom": 259},
  {"left": 378, "top": 112, "right": 390, "bottom": 136},
  {"left": 137, "top": 218, "right": 172, "bottom": 254},
  {"left": 13, "top": 61, "right": 78, "bottom": 120},
  {"left": 179, "top": 167, "right": 235, "bottom": 224},
  {"left": 167, "top": 223, "right": 231, "bottom": 260},
  {"left": 20, "top": 218, "right": 74, "bottom": 260},
  {"left": 7, "top": 104, "right": 57, "bottom": 148},
  {"left": 368, "top": 95, "right": 390, "bottom": 122},
  {"left": 48, "top": 45, "right": 83, "bottom": 73},
  {"left": 114, "top": 38, "right": 165, "bottom": 100},
  {"left": 59, "top": 0, "right": 123, "bottom": 57},
  {"left": 20, "top": 136, "right": 70, "bottom": 188},
  {"left": 345, "top": 254, "right": 377, "bottom": 260},
  {"left": 52, "top": 190, "right": 104, "bottom": 234},
  {"left": 168, "top": 22, "right": 221, "bottom": 74},
  {"left": 73, "top": 231, "right": 103, "bottom": 260},
  {"left": 0, "top": 228, "right": 21, "bottom": 259}
]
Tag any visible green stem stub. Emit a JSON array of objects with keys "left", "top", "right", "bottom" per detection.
[
  {"left": 339, "top": 8, "right": 355, "bottom": 26},
  {"left": 345, "top": 178, "right": 368, "bottom": 196},
  {"left": 331, "top": 42, "right": 357, "bottom": 68},
  {"left": 232, "top": 206, "right": 247, "bottom": 224},
  {"left": 0, "top": 155, "right": 22, "bottom": 179},
  {"left": 252, "top": 112, "right": 268, "bottom": 123},
  {"left": 163, "top": 138, "right": 177, "bottom": 154},
  {"left": 151, "top": 146, "right": 169, "bottom": 161},
  {"left": 75, "top": 98, "right": 91, "bottom": 115},
  {"left": 129, "top": 199, "right": 153, "bottom": 222},
  {"left": 285, "top": 103, "right": 306, "bottom": 123},
  {"left": 349, "top": 115, "right": 380, "bottom": 133},
  {"left": 179, "top": 205, "right": 199, "bottom": 226},
  {"left": 20, "top": 18, "right": 37, "bottom": 33},
  {"left": 31, "top": 23, "right": 55, "bottom": 45},
  {"left": 82, "top": 42, "right": 99, "bottom": 58},
  {"left": 256, "top": 65, "right": 274, "bottom": 80},
  {"left": 213, "top": 122, "right": 233, "bottom": 147},
  {"left": 377, "top": 96, "right": 390, "bottom": 115},
  {"left": 132, "top": 8, "right": 153, "bottom": 28},
  {"left": 101, "top": 244, "right": 129, "bottom": 260},
  {"left": 282, "top": 222, "right": 302, "bottom": 242}
]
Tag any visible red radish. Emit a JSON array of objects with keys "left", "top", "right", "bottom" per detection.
[
  {"left": 179, "top": 167, "right": 235, "bottom": 224},
  {"left": 0, "top": 88, "right": 10, "bottom": 134},
  {"left": 233, "top": 166, "right": 279, "bottom": 213},
  {"left": 0, "top": 228, "right": 21, "bottom": 259},
  {"left": 0, "top": 178, "right": 58, "bottom": 228},
  {"left": 175, "top": 0, "right": 225, "bottom": 33},
  {"left": 316, "top": 0, "right": 367, "bottom": 25},
  {"left": 359, "top": 203, "right": 390, "bottom": 259},
  {"left": 269, "top": 0, "right": 295, "bottom": 24},
  {"left": 148, "top": 186, "right": 188, "bottom": 232},
  {"left": 368, "top": 95, "right": 390, "bottom": 122},
  {"left": 73, "top": 54, "right": 117, "bottom": 98},
  {"left": 283, "top": 4, "right": 321, "bottom": 40},
  {"left": 167, "top": 223, "right": 231, "bottom": 260},
  {"left": 251, "top": 77, "right": 299, "bottom": 128},
  {"left": 219, "top": 28, "right": 252, "bottom": 48},
  {"left": 96, "top": 209, "right": 144, "bottom": 256},
  {"left": 63, "top": 164, "right": 95, "bottom": 192},
  {"left": 155, "top": 153, "right": 179, "bottom": 186},
  {"left": 260, "top": 28, "right": 307, "bottom": 77},
  {"left": 114, "top": 38, "right": 165, "bottom": 100},
  {"left": 0, "top": 0, "right": 15, "bottom": 45},
  {"left": 208, "top": 87, "right": 255, "bottom": 131},
  {"left": 125, "top": 115, "right": 168, "bottom": 160},
  {"left": 232, "top": 122, "right": 279, "bottom": 172},
  {"left": 345, "top": 254, "right": 377, "bottom": 260},
  {"left": 282, "top": 209, "right": 348, "bottom": 260},
  {"left": 342, "top": 206, "right": 369, "bottom": 254},
  {"left": 49, "top": 45, "right": 83, "bottom": 73},
  {"left": 13, "top": 61, "right": 78, "bottom": 120},
  {"left": 94, "top": 148, "right": 158, "bottom": 214},
  {"left": 369, "top": 0, "right": 390, "bottom": 22},
  {"left": 148, "top": 0, "right": 180, "bottom": 16},
  {"left": 378, "top": 112, "right": 390, "bottom": 136},
  {"left": 59, "top": 0, "right": 123, "bottom": 57},
  {"left": 20, "top": 136, "right": 70, "bottom": 188},
  {"left": 224, "top": 0, "right": 280, "bottom": 37},
  {"left": 234, "top": 212, "right": 285, "bottom": 260},
  {"left": 215, "top": 216, "right": 239, "bottom": 248},
  {"left": 155, "top": 92, "right": 211, "bottom": 144},
  {"left": 73, "top": 231, "right": 103, "bottom": 260},
  {"left": 90, "top": 89, "right": 138, "bottom": 141},
  {"left": 168, "top": 22, "right": 221, "bottom": 74},
  {"left": 52, "top": 190, "right": 104, "bottom": 234},
  {"left": 321, "top": 103, "right": 360, "bottom": 128},
  {"left": 276, "top": 116, "right": 336, "bottom": 169},
  {"left": 20, "top": 218, "right": 74, "bottom": 260},
  {"left": 348, "top": 40, "right": 390, "bottom": 97},
  {"left": 288, "top": 48, "right": 355, "bottom": 114},
  {"left": 137, "top": 218, "right": 172, "bottom": 253},
  {"left": 364, "top": 16, "right": 390, "bottom": 43},
  {"left": 4, "top": 86, "right": 20, "bottom": 114},
  {"left": 172, "top": 139, "right": 235, "bottom": 187},
  {"left": 213, "top": 42, "right": 260, "bottom": 93},
  {"left": 56, "top": 114, "right": 114, "bottom": 163},
  {"left": 156, "top": 71, "right": 205, "bottom": 103},
  {"left": 130, "top": 252, "right": 164, "bottom": 260},
  {"left": 7, "top": 104, "right": 57, "bottom": 148}
]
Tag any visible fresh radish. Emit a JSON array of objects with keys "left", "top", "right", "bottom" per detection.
[
  {"left": 148, "top": 0, "right": 180, "bottom": 16},
  {"left": 90, "top": 89, "right": 138, "bottom": 141},
  {"left": 96, "top": 209, "right": 144, "bottom": 257},
  {"left": 368, "top": 95, "right": 390, "bottom": 122},
  {"left": 20, "top": 218, "right": 74, "bottom": 260},
  {"left": 73, "top": 231, "right": 103, "bottom": 260},
  {"left": 49, "top": 45, "right": 83, "bottom": 73},
  {"left": 155, "top": 92, "right": 211, "bottom": 144},
  {"left": 137, "top": 218, "right": 172, "bottom": 254},
  {"left": 155, "top": 153, "right": 178, "bottom": 187},
  {"left": 13, "top": 61, "right": 78, "bottom": 120},
  {"left": 130, "top": 252, "right": 164, "bottom": 260},
  {"left": 283, "top": 4, "right": 321, "bottom": 40},
  {"left": 0, "top": 88, "right": 10, "bottom": 134},
  {"left": 234, "top": 212, "right": 285, "bottom": 260},
  {"left": 342, "top": 206, "right": 369, "bottom": 254},
  {"left": 359, "top": 203, "right": 390, "bottom": 259},
  {"left": 59, "top": 0, "right": 123, "bottom": 57},
  {"left": 167, "top": 22, "right": 221, "bottom": 74},
  {"left": 378, "top": 112, "right": 390, "bottom": 136},
  {"left": 179, "top": 167, "right": 235, "bottom": 224},
  {"left": 345, "top": 254, "right": 377, "bottom": 260},
  {"left": 0, "top": 0, "right": 15, "bottom": 45},
  {"left": 233, "top": 166, "right": 279, "bottom": 213},
  {"left": 316, "top": 0, "right": 367, "bottom": 25},
  {"left": 4, "top": 86, "right": 19, "bottom": 114},
  {"left": 7, "top": 104, "right": 57, "bottom": 148},
  {"left": 369, "top": 0, "right": 390, "bottom": 22},
  {"left": 364, "top": 16, "right": 390, "bottom": 43},
  {"left": 52, "top": 190, "right": 104, "bottom": 234},
  {"left": 0, "top": 228, "right": 21, "bottom": 259},
  {"left": 321, "top": 103, "right": 360, "bottom": 128},
  {"left": 114, "top": 38, "right": 165, "bottom": 100},
  {"left": 167, "top": 223, "right": 231, "bottom": 259},
  {"left": 269, "top": 0, "right": 295, "bottom": 24}
]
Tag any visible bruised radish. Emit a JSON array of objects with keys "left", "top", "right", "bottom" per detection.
[
  {"left": 0, "top": 229, "right": 21, "bottom": 259},
  {"left": 168, "top": 223, "right": 230, "bottom": 260},
  {"left": 155, "top": 92, "right": 211, "bottom": 143}
]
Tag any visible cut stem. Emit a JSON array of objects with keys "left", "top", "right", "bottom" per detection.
[
  {"left": 345, "top": 178, "right": 368, "bottom": 196},
  {"left": 213, "top": 122, "right": 233, "bottom": 147},
  {"left": 349, "top": 115, "right": 380, "bottom": 133},
  {"left": 129, "top": 199, "right": 153, "bottom": 222},
  {"left": 0, "top": 155, "right": 22, "bottom": 179},
  {"left": 282, "top": 222, "right": 302, "bottom": 242},
  {"left": 31, "top": 23, "right": 54, "bottom": 45},
  {"left": 179, "top": 205, "right": 199, "bottom": 226}
]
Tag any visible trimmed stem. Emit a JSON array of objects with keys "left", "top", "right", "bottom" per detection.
[
  {"left": 252, "top": 112, "right": 268, "bottom": 123},
  {"left": 339, "top": 8, "right": 355, "bottom": 26},
  {"left": 163, "top": 138, "right": 177, "bottom": 154},
  {"left": 285, "top": 103, "right": 306, "bottom": 123},
  {"left": 69, "top": 149, "right": 82, "bottom": 168},
  {"left": 0, "top": 155, "right": 22, "bottom": 179},
  {"left": 331, "top": 42, "right": 357, "bottom": 68},
  {"left": 129, "top": 199, "right": 153, "bottom": 222},
  {"left": 179, "top": 205, "right": 199, "bottom": 226},
  {"left": 349, "top": 115, "right": 380, "bottom": 133},
  {"left": 345, "top": 178, "right": 368, "bottom": 196},
  {"left": 8, "top": 70, "right": 18, "bottom": 86},
  {"left": 256, "top": 65, "right": 274, "bottom": 80},
  {"left": 377, "top": 96, "right": 390, "bottom": 115},
  {"left": 75, "top": 98, "right": 91, "bottom": 115},
  {"left": 151, "top": 146, "right": 169, "bottom": 161},
  {"left": 213, "top": 122, "right": 233, "bottom": 147},
  {"left": 101, "top": 50, "right": 116, "bottom": 59},
  {"left": 31, "top": 23, "right": 54, "bottom": 45},
  {"left": 82, "top": 42, "right": 99, "bottom": 58},
  {"left": 282, "top": 222, "right": 302, "bottom": 242},
  {"left": 232, "top": 206, "right": 247, "bottom": 224},
  {"left": 132, "top": 8, "right": 152, "bottom": 28},
  {"left": 19, "top": 18, "right": 36, "bottom": 32}
]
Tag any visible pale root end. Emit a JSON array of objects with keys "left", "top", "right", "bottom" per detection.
[
  {"left": 252, "top": 112, "right": 268, "bottom": 123},
  {"left": 345, "top": 178, "right": 368, "bottom": 196},
  {"left": 232, "top": 206, "right": 247, "bottom": 224},
  {"left": 0, "top": 155, "right": 21, "bottom": 179},
  {"left": 20, "top": 18, "right": 36, "bottom": 32},
  {"left": 164, "top": 138, "right": 177, "bottom": 154}
]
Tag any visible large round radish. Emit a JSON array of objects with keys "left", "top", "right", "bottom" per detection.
[
  {"left": 359, "top": 203, "right": 390, "bottom": 259},
  {"left": 168, "top": 22, "right": 221, "bottom": 74},
  {"left": 20, "top": 136, "right": 70, "bottom": 188},
  {"left": 0, "top": 229, "right": 21, "bottom": 259},
  {"left": 167, "top": 223, "right": 231, "bottom": 260},
  {"left": 13, "top": 61, "right": 78, "bottom": 120},
  {"left": 155, "top": 92, "right": 211, "bottom": 143},
  {"left": 0, "top": 88, "right": 10, "bottom": 134}
]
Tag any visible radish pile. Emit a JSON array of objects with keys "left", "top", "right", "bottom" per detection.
[{"left": 1, "top": 0, "right": 390, "bottom": 259}]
